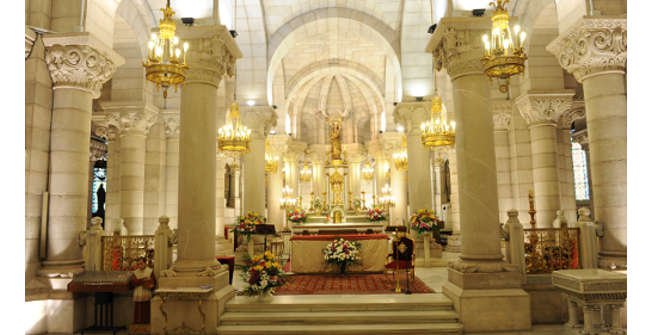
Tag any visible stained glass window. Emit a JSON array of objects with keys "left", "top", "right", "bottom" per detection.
[{"left": 571, "top": 141, "right": 590, "bottom": 201}]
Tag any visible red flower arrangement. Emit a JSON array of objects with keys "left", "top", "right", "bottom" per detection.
[
  {"left": 367, "top": 207, "right": 387, "bottom": 222},
  {"left": 287, "top": 208, "right": 307, "bottom": 223},
  {"left": 409, "top": 209, "right": 442, "bottom": 233}
]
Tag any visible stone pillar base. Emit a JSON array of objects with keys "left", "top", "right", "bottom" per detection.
[
  {"left": 445, "top": 234, "right": 461, "bottom": 253},
  {"left": 25, "top": 293, "right": 88, "bottom": 334},
  {"left": 443, "top": 269, "right": 531, "bottom": 332},
  {"left": 151, "top": 271, "right": 234, "bottom": 335}
]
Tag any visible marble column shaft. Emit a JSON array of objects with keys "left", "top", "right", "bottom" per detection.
[
  {"left": 215, "top": 155, "right": 226, "bottom": 237},
  {"left": 119, "top": 128, "right": 147, "bottom": 234},
  {"left": 42, "top": 36, "right": 121, "bottom": 270},
  {"left": 172, "top": 25, "right": 238, "bottom": 271},
  {"left": 104, "top": 128, "right": 121, "bottom": 233},
  {"left": 394, "top": 101, "right": 433, "bottom": 212},
  {"left": 163, "top": 115, "right": 180, "bottom": 229},
  {"left": 242, "top": 106, "right": 276, "bottom": 215},
  {"left": 493, "top": 102, "right": 514, "bottom": 224},
  {"left": 516, "top": 92, "right": 574, "bottom": 228},
  {"left": 547, "top": 17, "right": 627, "bottom": 266}
]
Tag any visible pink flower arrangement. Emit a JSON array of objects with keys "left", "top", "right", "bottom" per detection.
[
  {"left": 409, "top": 209, "right": 442, "bottom": 233},
  {"left": 367, "top": 207, "right": 387, "bottom": 222},
  {"left": 287, "top": 208, "right": 307, "bottom": 223}
]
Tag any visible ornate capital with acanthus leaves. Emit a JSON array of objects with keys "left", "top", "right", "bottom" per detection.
[
  {"left": 546, "top": 17, "right": 626, "bottom": 82},
  {"left": 427, "top": 17, "right": 490, "bottom": 80},
  {"left": 162, "top": 112, "right": 181, "bottom": 138},
  {"left": 103, "top": 104, "right": 159, "bottom": 136},
  {"left": 393, "top": 101, "right": 431, "bottom": 134},
  {"left": 179, "top": 25, "right": 242, "bottom": 87},
  {"left": 241, "top": 105, "right": 278, "bottom": 140},
  {"left": 43, "top": 33, "right": 123, "bottom": 98},
  {"left": 492, "top": 99, "right": 513, "bottom": 131},
  {"left": 558, "top": 100, "right": 586, "bottom": 129},
  {"left": 515, "top": 92, "right": 575, "bottom": 127}
]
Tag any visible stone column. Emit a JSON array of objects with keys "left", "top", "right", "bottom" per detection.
[
  {"left": 573, "top": 129, "right": 594, "bottom": 203},
  {"left": 393, "top": 101, "right": 433, "bottom": 212},
  {"left": 103, "top": 125, "right": 121, "bottom": 234},
  {"left": 108, "top": 107, "right": 157, "bottom": 235},
  {"left": 241, "top": 106, "right": 277, "bottom": 215},
  {"left": 308, "top": 145, "right": 328, "bottom": 198},
  {"left": 144, "top": 121, "right": 167, "bottom": 234},
  {"left": 548, "top": 17, "right": 627, "bottom": 267},
  {"left": 266, "top": 135, "right": 287, "bottom": 229},
  {"left": 41, "top": 33, "right": 121, "bottom": 274},
  {"left": 428, "top": 17, "right": 530, "bottom": 332},
  {"left": 215, "top": 154, "right": 227, "bottom": 237},
  {"left": 516, "top": 92, "right": 574, "bottom": 227},
  {"left": 380, "top": 132, "right": 407, "bottom": 225},
  {"left": 153, "top": 25, "right": 241, "bottom": 335},
  {"left": 492, "top": 100, "right": 514, "bottom": 224},
  {"left": 345, "top": 143, "right": 366, "bottom": 207},
  {"left": 163, "top": 113, "right": 180, "bottom": 229},
  {"left": 557, "top": 102, "right": 586, "bottom": 224}
]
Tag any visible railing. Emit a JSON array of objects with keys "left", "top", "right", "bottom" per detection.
[
  {"left": 523, "top": 227, "right": 580, "bottom": 274},
  {"left": 101, "top": 235, "right": 155, "bottom": 271}
]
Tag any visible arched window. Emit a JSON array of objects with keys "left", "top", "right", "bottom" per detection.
[
  {"left": 91, "top": 160, "right": 107, "bottom": 222},
  {"left": 571, "top": 141, "right": 590, "bottom": 201}
]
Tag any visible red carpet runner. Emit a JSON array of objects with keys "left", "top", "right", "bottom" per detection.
[{"left": 274, "top": 273, "right": 435, "bottom": 295}]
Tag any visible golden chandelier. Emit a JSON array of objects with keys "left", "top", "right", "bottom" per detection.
[
  {"left": 420, "top": 96, "right": 455, "bottom": 148},
  {"left": 143, "top": 0, "right": 189, "bottom": 98},
  {"left": 280, "top": 185, "right": 297, "bottom": 209},
  {"left": 361, "top": 164, "right": 374, "bottom": 181},
  {"left": 265, "top": 153, "right": 279, "bottom": 173},
  {"left": 299, "top": 163, "right": 312, "bottom": 182},
  {"left": 392, "top": 136, "right": 408, "bottom": 171},
  {"left": 481, "top": 0, "right": 527, "bottom": 80},
  {"left": 218, "top": 102, "right": 251, "bottom": 156}
]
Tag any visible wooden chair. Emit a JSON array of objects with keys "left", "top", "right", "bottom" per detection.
[{"left": 385, "top": 233, "right": 415, "bottom": 294}]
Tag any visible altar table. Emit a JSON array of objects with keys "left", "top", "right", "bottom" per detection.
[{"left": 290, "top": 234, "right": 389, "bottom": 273}]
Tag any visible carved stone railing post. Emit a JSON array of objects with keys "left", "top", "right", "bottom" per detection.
[
  {"left": 505, "top": 210, "right": 526, "bottom": 283},
  {"left": 154, "top": 216, "right": 175, "bottom": 279}
]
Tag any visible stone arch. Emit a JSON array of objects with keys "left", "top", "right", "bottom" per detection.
[{"left": 266, "top": 12, "right": 402, "bottom": 105}]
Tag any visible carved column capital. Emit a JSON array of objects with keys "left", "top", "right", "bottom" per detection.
[
  {"left": 344, "top": 143, "right": 367, "bottom": 164},
  {"left": 307, "top": 144, "right": 329, "bottom": 163},
  {"left": 284, "top": 140, "right": 307, "bottom": 162},
  {"left": 547, "top": 17, "right": 627, "bottom": 82},
  {"left": 162, "top": 112, "right": 181, "bottom": 138},
  {"left": 89, "top": 138, "right": 107, "bottom": 161},
  {"left": 393, "top": 101, "right": 431, "bottom": 134},
  {"left": 558, "top": 100, "right": 586, "bottom": 129},
  {"left": 492, "top": 99, "right": 513, "bottom": 131},
  {"left": 241, "top": 105, "right": 278, "bottom": 140},
  {"left": 515, "top": 92, "right": 575, "bottom": 127},
  {"left": 378, "top": 132, "right": 405, "bottom": 158},
  {"left": 427, "top": 17, "right": 490, "bottom": 80},
  {"left": 101, "top": 103, "right": 159, "bottom": 136},
  {"left": 179, "top": 25, "right": 242, "bottom": 87},
  {"left": 43, "top": 33, "right": 123, "bottom": 98}
]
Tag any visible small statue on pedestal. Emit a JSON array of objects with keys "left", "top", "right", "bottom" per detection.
[{"left": 130, "top": 257, "right": 155, "bottom": 327}]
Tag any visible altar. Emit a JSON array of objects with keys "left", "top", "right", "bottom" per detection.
[{"left": 290, "top": 233, "right": 389, "bottom": 273}]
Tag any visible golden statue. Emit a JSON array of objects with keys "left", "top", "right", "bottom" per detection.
[{"left": 329, "top": 118, "right": 342, "bottom": 163}]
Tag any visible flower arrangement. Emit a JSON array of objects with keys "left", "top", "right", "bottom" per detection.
[
  {"left": 409, "top": 209, "right": 442, "bottom": 234},
  {"left": 323, "top": 238, "right": 361, "bottom": 274},
  {"left": 287, "top": 208, "right": 307, "bottom": 223},
  {"left": 240, "top": 251, "right": 286, "bottom": 296},
  {"left": 233, "top": 211, "right": 266, "bottom": 240},
  {"left": 367, "top": 207, "right": 387, "bottom": 222}
]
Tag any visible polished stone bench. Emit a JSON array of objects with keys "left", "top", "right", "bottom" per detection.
[{"left": 551, "top": 269, "right": 626, "bottom": 335}]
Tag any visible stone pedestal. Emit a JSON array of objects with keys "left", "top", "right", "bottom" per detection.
[
  {"left": 548, "top": 17, "right": 627, "bottom": 268},
  {"left": 551, "top": 269, "right": 627, "bottom": 335},
  {"left": 428, "top": 17, "right": 531, "bottom": 332}
]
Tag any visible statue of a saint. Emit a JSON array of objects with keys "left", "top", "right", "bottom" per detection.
[{"left": 329, "top": 118, "right": 342, "bottom": 162}]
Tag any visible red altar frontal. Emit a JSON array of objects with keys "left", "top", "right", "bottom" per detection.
[{"left": 290, "top": 234, "right": 389, "bottom": 273}]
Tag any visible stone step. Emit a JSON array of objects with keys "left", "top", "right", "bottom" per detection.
[
  {"left": 225, "top": 294, "right": 455, "bottom": 312},
  {"left": 221, "top": 310, "right": 459, "bottom": 325},
  {"left": 218, "top": 323, "right": 463, "bottom": 335}
]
